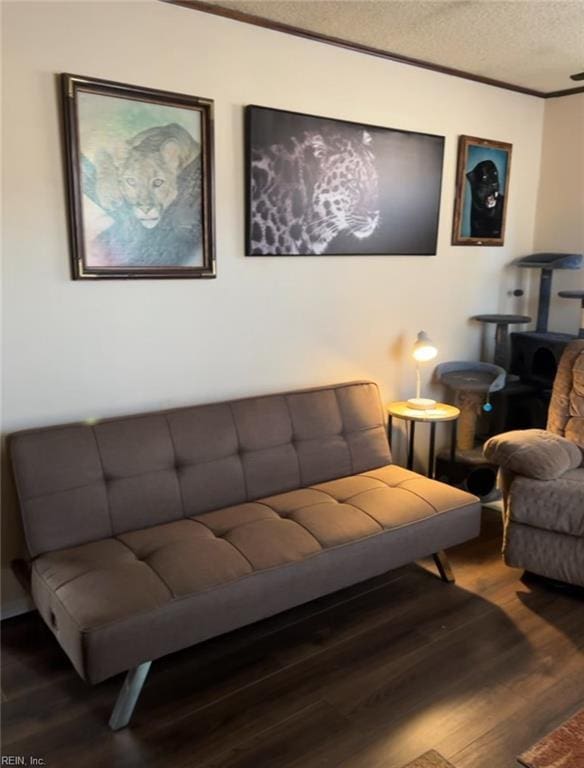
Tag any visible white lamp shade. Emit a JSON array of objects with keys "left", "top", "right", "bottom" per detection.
[{"left": 412, "top": 331, "right": 438, "bottom": 362}]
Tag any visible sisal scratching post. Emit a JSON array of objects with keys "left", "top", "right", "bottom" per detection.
[{"left": 455, "top": 390, "right": 483, "bottom": 451}]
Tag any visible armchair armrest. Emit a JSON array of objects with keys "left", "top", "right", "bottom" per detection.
[{"left": 484, "top": 429, "right": 582, "bottom": 481}]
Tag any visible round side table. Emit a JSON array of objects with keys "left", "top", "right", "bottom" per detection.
[{"left": 387, "top": 402, "right": 460, "bottom": 479}]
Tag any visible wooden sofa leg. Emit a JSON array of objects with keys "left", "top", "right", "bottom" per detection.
[
  {"left": 433, "top": 551, "right": 455, "bottom": 583},
  {"left": 109, "top": 661, "right": 152, "bottom": 731}
]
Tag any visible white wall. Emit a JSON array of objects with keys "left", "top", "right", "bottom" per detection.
[
  {"left": 533, "top": 94, "right": 584, "bottom": 333},
  {"left": 1, "top": 1, "right": 546, "bottom": 614}
]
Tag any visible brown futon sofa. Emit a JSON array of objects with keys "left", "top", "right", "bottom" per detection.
[{"left": 10, "top": 381, "right": 481, "bottom": 729}]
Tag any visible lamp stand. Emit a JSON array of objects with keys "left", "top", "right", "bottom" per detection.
[{"left": 407, "top": 362, "right": 437, "bottom": 410}]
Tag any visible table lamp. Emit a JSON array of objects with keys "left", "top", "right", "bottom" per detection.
[{"left": 408, "top": 331, "right": 438, "bottom": 410}]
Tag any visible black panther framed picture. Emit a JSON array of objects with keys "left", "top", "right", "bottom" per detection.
[
  {"left": 61, "top": 74, "right": 215, "bottom": 279},
  {"left": 452, "top": 135, "right": 512, "bottom": 247},
  {"left": 245, "top": 105, "right": 445, "bottom": 256}
]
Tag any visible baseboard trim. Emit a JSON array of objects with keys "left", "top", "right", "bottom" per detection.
[{"left": 1, "top": 596, "right": 34, "bottom": 620}]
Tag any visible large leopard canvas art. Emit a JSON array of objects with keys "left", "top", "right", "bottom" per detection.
[{"left": 246, "top": 106, "right": 444, "bottom": 256}]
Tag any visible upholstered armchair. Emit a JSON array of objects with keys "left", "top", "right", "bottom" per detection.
[{"left": 484, "top": 340, "right": 584, "bottom": 587}]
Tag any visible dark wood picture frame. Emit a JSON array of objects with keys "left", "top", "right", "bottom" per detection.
[
  {"left": 245, "top": 105, "right": 445, "bottom": 257},
  {"left": 61, "top": 73, "right": 215, "bottom": 279},
  {"left": 452, "top": 135, "right": 512, "bottom": 247}
]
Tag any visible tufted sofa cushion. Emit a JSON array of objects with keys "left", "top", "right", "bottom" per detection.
[
  {"left": 31, "top": 464, "right": 479, "bottom": 683},
  {"left": 11, "top": 382, "right": 391, "bottom": 558}
]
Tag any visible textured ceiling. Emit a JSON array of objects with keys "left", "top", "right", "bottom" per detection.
[{"left": 204, "top": 0, "right": 584, "bottom": 93}]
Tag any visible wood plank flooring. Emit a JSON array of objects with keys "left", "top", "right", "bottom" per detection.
[{"left": 1, "top": 507, "right": 583, "bottom": 768}]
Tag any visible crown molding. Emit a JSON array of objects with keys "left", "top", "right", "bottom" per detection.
[
  {"left": 545, "top": 85, "right": 584, "bottom": 99},
  {"left": 165, "top": 0, "right": 560, "bottom": 98}
]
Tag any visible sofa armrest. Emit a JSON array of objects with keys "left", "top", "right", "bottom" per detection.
[{"left": 484, "top": 429, "right": 582, "bottom": 481}]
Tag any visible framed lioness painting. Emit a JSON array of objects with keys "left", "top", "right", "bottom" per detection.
[
  {"left": 452, "top": 135, "right": 512, "bottom": 247},
  {"left": 61, "top": 74, "right": 215, "bottom": 279}
]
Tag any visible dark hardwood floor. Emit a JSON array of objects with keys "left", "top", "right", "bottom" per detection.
[{"left": 2, "top": 507, "right": 583, "bottom": 768}]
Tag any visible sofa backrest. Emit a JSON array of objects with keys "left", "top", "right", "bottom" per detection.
[
  {"left": 10, "top": 381, "right": 391, "bottom": 558},
  {"left": 547, "top": 339, "right": 584, "bottom": 447}
]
